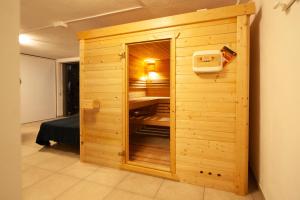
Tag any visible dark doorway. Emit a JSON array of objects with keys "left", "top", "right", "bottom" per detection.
[{"left": 63, "top": 62, "right": 79, "bottom": 116}]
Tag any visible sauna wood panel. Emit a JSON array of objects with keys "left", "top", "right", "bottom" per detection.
[
  {"left": 80, "top": 40, "right": 124, "bottom": 168},
  {"left": 176, "top": 44, "right": 236, "bottom": 57},
  {"left": 176, "top": 33, "right": 237, "bottom": 48},
  {"left": 83, "top": 18, "right": 237, "bottom": 49},
  {"left": 174, "top": 13, "right": 239, "bottom": 193},
  {"left": 176, "top": 128, "right": 235, "bottom": 143},
  {"left": 176, "top": 73, "right": 236, "bottom": 84},
  {"left": 83, "top": 62, "right": 123, "bottom": 71}
]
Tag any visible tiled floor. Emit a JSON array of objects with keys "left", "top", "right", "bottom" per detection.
[{"left": 21, "top": 121, "right": 265, "bottom": 200}]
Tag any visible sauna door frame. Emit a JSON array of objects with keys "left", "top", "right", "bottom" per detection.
[{"left": 122, "top": 37, "right": 176, "bottom": 179}]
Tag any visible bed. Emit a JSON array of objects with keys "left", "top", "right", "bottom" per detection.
[{"left": 36, "top": 114, "right": 80, "bottom": 147}]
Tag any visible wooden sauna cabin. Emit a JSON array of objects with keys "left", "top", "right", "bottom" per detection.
[{"left": 78, "top": 2, "right": 255, "bottom": 195}]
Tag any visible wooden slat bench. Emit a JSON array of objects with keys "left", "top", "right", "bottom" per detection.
[{"left": 129, "top": 97, "right": 170, "bottom": 127}]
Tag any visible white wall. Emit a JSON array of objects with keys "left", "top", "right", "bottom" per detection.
[
  {"left": 250, "top": 1, "right": 300, "bottom": 200},
  {"left": 20, "top": 55, "right": 56, "bottom": 123},
  {"left": 0, "top": 0, "right": 21, "bottom": 199}
]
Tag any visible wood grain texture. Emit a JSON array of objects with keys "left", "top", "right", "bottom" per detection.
[
  {"left": 79, "top": 3, "right": 254, "bottom": 194},
  {"left": 235, "top": 15, "right": 250, "bottom": 195},
  {"left": 77, "top": 2, "right": 255, "bottom": 39}
]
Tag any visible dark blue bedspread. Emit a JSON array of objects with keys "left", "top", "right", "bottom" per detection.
[{"left": 36, "top": 115, "right": 80, "bottom": 146}]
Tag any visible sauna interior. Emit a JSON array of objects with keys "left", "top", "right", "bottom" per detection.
[{"left": 127, "top": 40, "right": 171, "bottom": 170}]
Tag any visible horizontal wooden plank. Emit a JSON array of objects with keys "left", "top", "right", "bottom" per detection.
[
  {"left": 85, "top": 135, "right": 122, "bottom": 146},
  {"left": 176, "top": 33, "right": 237, "bottom": 48},
  {"left": 84, "top": 113, "right": 122, "bottom": 124},
  {"left": 84, "top": 70, "right": 122, "bottom": 79},
  {"left": 176, "top": 166, "right": 236, "bottom": 192},
  {"left": 83, "top": 62, "right": 123, "bottom": 71},
  {"left": 83, "top": 54, "right": 121, "bottom": 64},
  {"left": 78, "top": 2, "right": 255, "bottom": 39},
  {"left": 176, "top": 162, "right": 234, "bottom": 182},
  {"left": 176, "top": 44, "right": 236, "bottom": 57},
  {"left": 84, "top": 78, "right": 123, "bottom": 86},
  {"left": 84, "top": 155, "right": 121, "bottom": 168},
  {"left": 84, "top": 142, "right": 122, "bottom": 155},
  {"left": 176, "top": 120, "right": 235, "bottom": 133},
  {"left": 176, "top": 83, "right": 236, "bottom": 93},
  {"left": 176, "top": 128, "right": 235, "bottom": 143},
  {"left": 176, "top": 112, "right": 235, "bottom": 122},
  {"left": 176, "top": 73, "right": 236, "bottom": 84},
  {"left": 176, "top": 154, "right": 236, "bottom": 171},
  {"left": 178, "top": 23, "right": 236, "bottom": 39},
  {"left": 83, "top": 46, "right": 122, "bottom": 57},
  {"left": 176, "top": 93, "right": 236, "bottom": 102},
  {"left": 84, "top": 129, "right": 121, "bottom": 140},
  {"left": 82, "top": 92, "right": 122, "bottom": 100},
  {"left": 176, "top": 101, "right": 236, "bottom": 113},
  {"left": 85, "top": 18, "right": 236, "bottom": 45},
  {"left": 83, "top": 84, "right": 122, "bottom": 93}
]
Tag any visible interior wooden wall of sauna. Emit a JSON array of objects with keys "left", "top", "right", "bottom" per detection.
[{"left": 128, "top": 41, "right": 170, "bottom": 98}]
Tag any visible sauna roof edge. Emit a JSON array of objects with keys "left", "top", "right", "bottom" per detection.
[{"left": 77, "top": 2, "right": 255, "bottom": 40}]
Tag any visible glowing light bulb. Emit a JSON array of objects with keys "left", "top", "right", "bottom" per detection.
[
  {"left": 144, "top": 58, "right": 156, "bottom": 64},
  {"left": 19, "top": 34, "right": 32, "bottom": 45},
  {"left": 140, "top": 76, "right": 148, "bottom": 81},
  {"left": 148, "top": 72, "right": 159, "bottom": 80}
]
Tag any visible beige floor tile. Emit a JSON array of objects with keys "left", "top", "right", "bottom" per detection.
[
  {"left": 56, "top": 180, "right": 113, "bottom": 200},
  {"left": 22, "top": 174, "right": 80, "bottom": 200},
  {"left": 22, "top": 166, "right": 53, "bottom": 188},
  {"left": 22, "top": 151, "right": 56, "bottom": 166},
  {"left": 22, "top": 145, "right": 40, "bottom": 157},
  {"left": 104, "top": 189, "right": 153, "bottom": 200},
  {"left": 155, "top": 180, "right": 204, "bottom": 200},
  {"left": 117, "top": 173, "right": 163, "bottom": 197},
  {"left": 86, "top": 167, "right": 129, "bottom": 187},
  {"left": 59, "top": 161, "right": 98, "bottom": 179},
  {"left": 36, "top": 154, "right": 78, "bottom": 172},
  {"left": 21, "top": 132, "right": 40, "bottom": 148},
  {"left": 204, "top": 188, "right": 253, "bottom": 200}
]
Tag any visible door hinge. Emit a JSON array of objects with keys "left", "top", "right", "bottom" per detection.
[
  {"left": 119, "top": 52, "right": 126, "bottom": 59},
  {"left": 118, "top": 150, "right": 125, "bottom": 156}
]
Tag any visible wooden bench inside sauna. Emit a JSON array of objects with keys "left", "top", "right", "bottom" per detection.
[
  {"left": 129, "top": 97, "right": 170, "bottom": 169},
  {"left": 129, "top": 97, "right": 170, "bottom": 127}
]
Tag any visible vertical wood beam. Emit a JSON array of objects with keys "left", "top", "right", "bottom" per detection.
[
  {"left": 170, "top": 35, "right": 177, "bottom": 176},
  {"left": 79, "top": 40, "right": 86, "bottom": 162},
  {"left": 235, "top": 15, "right": 250, "bottom": 195}
]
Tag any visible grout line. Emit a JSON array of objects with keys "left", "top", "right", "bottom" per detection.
[
  {"left": 203, "top": 186, "right": 206, "bottom": 200},
  {"left": 21, "top": 168, "right": 55, "bottom": 190},
  {"left": 102, "top": 171, "right": 132, "bottom": 200},
  {"left": 53, "top": 178, "right": 83, "bottom": 200},
  {"left": 153, "top": 178, "right": 164, "bottom": 199}
]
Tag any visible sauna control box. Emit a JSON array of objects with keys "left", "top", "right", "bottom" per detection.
[{"left": 192, "top": 50, "right": 223, "bottom": 73}]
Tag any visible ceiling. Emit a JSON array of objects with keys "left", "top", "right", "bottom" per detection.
[
  {"left": 129, "top": 40, "right": 170, "bottom": 60},
  {"left": 20, "top": 0, "right": 248, "bottom": 59}
]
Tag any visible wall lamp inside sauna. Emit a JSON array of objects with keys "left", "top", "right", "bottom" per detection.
[{"left": 142, "top": 58, "right": 160, "bottom": 80}]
